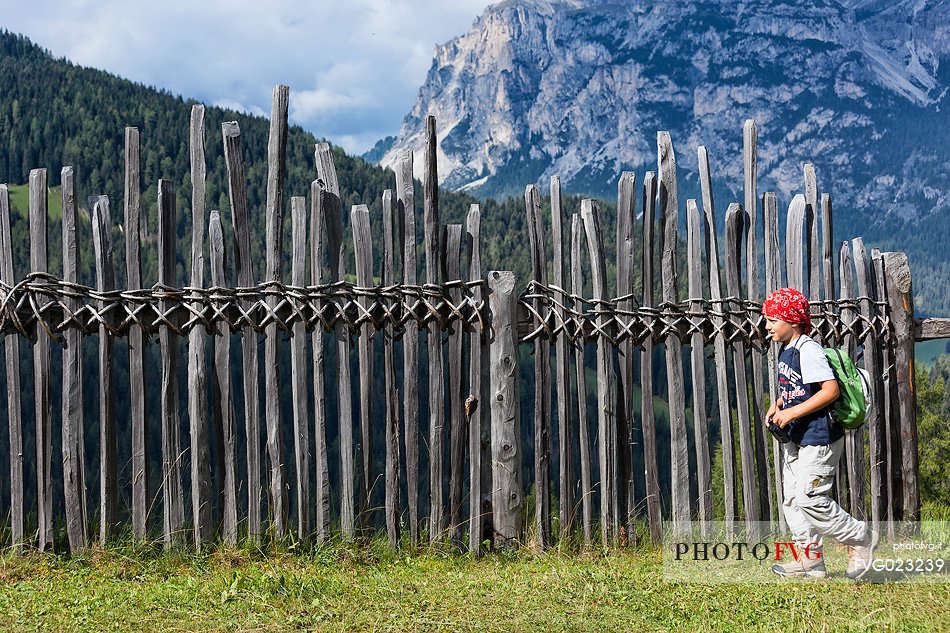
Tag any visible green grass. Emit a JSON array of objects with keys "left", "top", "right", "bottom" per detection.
[
  {"left": 5, "top": 183, "right": 64, "bottom": 221},
  {"left": 0, "top": 536, "right": 947, "bottom": 632}
]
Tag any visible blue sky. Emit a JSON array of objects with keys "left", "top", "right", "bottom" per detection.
[{"left": 1, "top": 0, "right": 494, "bottom": 154}]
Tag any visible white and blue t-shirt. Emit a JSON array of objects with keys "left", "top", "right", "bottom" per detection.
[{"left": 777, "top": 334, "right": 843, "bottom": 446}]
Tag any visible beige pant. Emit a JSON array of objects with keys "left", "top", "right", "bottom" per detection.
[{"left": 781, "top": 437, "right": 868, "bottom": 547}]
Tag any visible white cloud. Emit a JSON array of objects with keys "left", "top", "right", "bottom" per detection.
[{"left": 0, "top": 0, "right": 494, "bottom": 153}]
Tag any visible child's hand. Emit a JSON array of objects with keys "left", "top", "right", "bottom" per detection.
[
  {"left": 764, "top": 399, "right": 781, "bottom": 428},
  {"left": 771, "top": 407, "right": 796, "bottom": 428}
]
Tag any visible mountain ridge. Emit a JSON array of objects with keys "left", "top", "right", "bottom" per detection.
[{"left": 377, "top": 0, "right": 950, "bottom": 313}]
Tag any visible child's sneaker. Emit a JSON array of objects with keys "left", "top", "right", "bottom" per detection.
[
  {"left": 847, "top": 529, "right": 879, "bottom": 580},
  {"left": 771, "top": 554, "right": 827, "bottom": 578}
]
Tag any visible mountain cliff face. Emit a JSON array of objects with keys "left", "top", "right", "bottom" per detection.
[{"left": 377, "top": 0, "right": 950, "bottom": 312}]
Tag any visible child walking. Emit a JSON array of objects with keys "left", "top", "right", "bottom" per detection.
[{"left": 763, "top": 287, "right": 878, "bottom": 580}]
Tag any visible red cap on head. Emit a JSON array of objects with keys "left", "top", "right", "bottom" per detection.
[{"left": 762, "top": 287, "right": 812, "bottom": 335}]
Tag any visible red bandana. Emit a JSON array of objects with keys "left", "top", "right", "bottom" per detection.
[{"left": 762, "top": 287, "right": 812, "bottom": 334}]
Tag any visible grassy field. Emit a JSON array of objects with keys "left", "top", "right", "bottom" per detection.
[
  {"left": 5, "top": 183, "right": 64, "bottom": 221},
  {"left": 0, "top": 534, "right": 947, "bottom": 632}
]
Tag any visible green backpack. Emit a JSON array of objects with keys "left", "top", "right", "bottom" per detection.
[{"left": 823, "top": 347, "right": 870, "bottom": 430}]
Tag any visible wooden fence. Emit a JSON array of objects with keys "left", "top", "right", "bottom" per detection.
[{"left": 0, "top": 85, "right": 936, "bottom": 554}]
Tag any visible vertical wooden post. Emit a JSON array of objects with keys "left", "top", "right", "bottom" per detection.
[
  {"left": 264, "top": 85, "right": 289, "bottom": 537},
  {"left": 839, "top": 241, "right": 866, "bottom": 519},
  {"left": 0, "top": 185, "right": 23, "bottom": 550},
  {"left": 91, "top": 196, "right": 117, "bottom": 544},
  {"left": 423, "top": 116, "right": 446, "bottom": 543},
  {"left": 223, "top": 121, "right": 261, "bottom": 542},
  {"left": 726, "top": 203, "right": 760, "bottom": 527},
  {"left": 803, "top": 165, "right": 820, "bottom": 301},
  {"left": 763, "top": 192, "right": 785, "bottom": 531},
  {"left": 525, "top": 185, "right": 551, "bottom": 548},
  {"left": 658, "top": 132, "right": 690, "bottom": 534},
  {"left": 445, "top": 224, "right": 465, "bottom": 548},
  {"left": 582, "top": 199, "right": 615, "bottom": 546},
  {"left": 487, "top": 270, "right": 522, "bottom": 548},
  {"left": 30, "top": 168, "right": 53, "bottom": 551},
  {"left": 785, "top": 195, "right": 806, "bottom": 292},
  {"left": 821, "top": 194, "right": 835, "bottom": 308},
  {"left": 873, "top": 249, "right": 898, "bottom": 535},
  {"left": 615, "top": 172, "right": 636, "bottom": 540},
  {"left": 744, "top": 121, "right": 771, "bottom": 522},
  {"left": 188, "top": 104, "right": 212, "bottom": 546},
  {"left": 698, "top": 148, "right": 736, "bottom": 534},
  {"left": 853, "top": 237, "right": 884, "bottom": 528},
  {"left": 382, "top": 190, "right": 401, "bottom": 548},
  {"left": 316, "top": 143, "right": 355, "bottom": 540},
  {"left": 310, "top": 180, "right": 331, "bottom": 543},
  {"left": 550, "top": 177, "right": 574, "bottom": 543},
  {"left": 61, "top": 167, "right": 87, "bottom": 553},
  {"left": 396, "top": 151, "right": 420, "bottom": 545},
  {"left": 640, "top": 172, "right": 662, "bottom": 544},
  {"left": 158, "top": 180, "right": 184, "bottom": 547},
  {"left": 571, "top": 214, "right": 593, "bottom": 545},
  {"left": 125, "top": 128, "right": 149, "bottom": 542},
  {"left": 209, "top": 210, "right": 238, "bottom": 545},
  {"left": 686, "top": 199, "right": 711, "bottom": 527},
  {"left": 351, "top": 204, "right": 374, "bottom": 530},
  {"left": 290, "top": 196, "right": 311, "bottom": 538},
  {"left": 882, "top": 252, "right": 919, "bottom": 524},
  {"left": 467, "top": 204, "right": 489, "bottom": 554}
]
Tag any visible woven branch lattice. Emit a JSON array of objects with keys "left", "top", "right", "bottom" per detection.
[{"left": 0, "top": 273, "right": 890, "bottom": 348}]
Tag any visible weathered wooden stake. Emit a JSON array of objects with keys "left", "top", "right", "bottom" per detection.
[
  {"left": 550, "top": 177, "right": 574, "bottom": 543},
  {"left": 804, "top": 164, "right": 820, "bottom": 301},
  {"left": 396, "top": 151, "right": 420, "bottom": 545},
  {"left": 763, "top": 191, "right": 785, "bottom": 531},
  {"left": 525, "top": 185, "right": 551, "bottom": 548},
  {"left": 853, "top": 237, "right": 884, "bottom": 528},
  {"left": 582, "top": 199, "right": 615, "bottom": 546},
  {"left": 686, "top": 199, "right": 711, "bottom": 527},
  {"left": 188, "top": 104, "right": 212, "bottom": 546},
  {"left": 726, "top": 203, "right": 760, "bottom": 527},
  {"left": 745, "top": 121, "right": 771, "bottom": 523},
  {"left": 0, "top": 185, "right": 23, "bottom": 550},
  {"left": 445, "top": 223, "right": 465, "bottom": 548},
  {"left": 264, "top": 85, "right": 289, "bottom": 537},
  {"left": 351, "top": 204, "right": 374, "bottom": 529},
  {"left": 62, "top": 167, "right": 87, "bottom": 553},
  {"left": 615, "top": 172, "right": 636, "bottom": 541},
  {"left": 382, "top": 190, "right": 401, "bottom": 548},
  {"left": 698, "top": 148, "right": 736, "bottom": 534},
  {"left": 125, "top": 128, "right": 149, "bottom": 542},
  {"left": 30, "top": 168, "right": 53, "bottom": 551},
  {"left": 158, "top": 180, "right": 184, "bottom": 547},
  {"left": 310, "top": 180, "right": 331, "bottom": 543},
  {"left": 316, "top": 143, "right": 355, "bottom": 540},
  {"left": 640, "top": 172, "right": 662, "bottom": 544},
  {"left": 290, "top": 196, "right": 311, "bottom": 538},
  {"left": 839, "top": 241, "right": 866, "bottom": 519},
  {"left": 423, "top": 116, "right": 446, "bottom": 543},
  {"left": 785, "top": 195, "right": 806, "bottom": 292},
  {"left": 223, "top": 121, "right": 261, "bottom": 542},
  {"left": 658, "top": 132, "right": 690, "bottom": 534},
  {"left": 209, "top": 210, "right": 238, "bottom": 545},
  {"left": 467, "top": 204, "right": 489, "bottom": 554},
  {"left": 882, "top": 252, "right": 919, "bottom": 525},
  {"left": 571, "top": 214, "right": 593, "bottom": 545},
  {"left": 91, "top": 196, "right": 117, "bottom": 544},
  {"left": 487, "top": 271, "right": 522, "bottom": 548}
]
